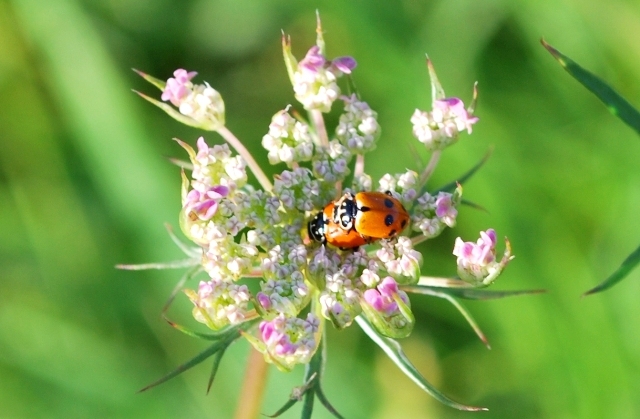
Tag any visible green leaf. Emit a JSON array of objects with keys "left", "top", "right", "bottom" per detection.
[
  {"left": 315, "top": 386, "right": 345, "bottom": 419},
  {"left": 132, "top": 68, "right": 166, "bottom": 91},
  {"left": 301, "top": 385, "right": 315, "bottom": 419},
  {"left": 266, "top": 330, "right": 344, "bottom": 419},
  {"left": 265, "top": 399, "right": 299, "bottom": 418},
  {"left": 133, "top": 90, "right": 207, "bottom": 129},
  {"left": 138, "top": 340, "right": 230, "bottom": 393},
  {"left": 435, "top": 147, "right": 493, "bottom": 193},
  {"left": 163, "top": 320, "right": 239, "bottom": 341},
  {"left": 541, "top": 39, "right": 640, "bottom": 136},
  {"left": 460, "top": 198, "right": 488, "bottom": 212},
  {"left": 206, "top": 347, "right": 227, "bottom": 395},
  {"left": 356, "top": 316, "right": 488, "bottom": 411},
  {"left": 415, "top": 289, "right": 490, "bottom": 349},
  {"left": 162, "top": 266, "right": 202, "bottom": 315},
  {"left": 583, "top": 243, "right": 640, "bottom": 296},
  {"left": 426, "top": 56, "right": 446, "bottom": 103},
  {"left": 114, "top": 259, "right": 198, "bottom": 270},
  {"left": 403, "top": 285, "right": 546, "bottom": 300}
]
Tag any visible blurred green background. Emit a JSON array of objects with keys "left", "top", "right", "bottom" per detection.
[{"left": 2, "top": 0, "right": 640, "bottom": 417}]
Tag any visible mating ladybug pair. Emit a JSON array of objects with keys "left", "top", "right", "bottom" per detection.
[{"left": 307, "top": 191, "right": 410, "bottom": 249}]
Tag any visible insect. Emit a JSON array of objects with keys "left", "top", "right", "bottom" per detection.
[{"left": 307, "top": 191, "right": 410, "bottom": 249}]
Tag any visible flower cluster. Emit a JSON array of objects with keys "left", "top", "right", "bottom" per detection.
[
  {"left": 411, "top": 97, "right": 478, "bottom": 150},
  {"left": 453, "top": 228, "right": 513, "bottom": 286},
  {"left": 132, "top": 15, "right": 518, "bottom": 414},
  {"left": 160, "top": 69, "right": 225, "bottom": 130}
]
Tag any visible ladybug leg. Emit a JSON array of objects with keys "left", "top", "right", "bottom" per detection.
[{"left": 360, "top": 234, "right": 374, "bottom": 244}]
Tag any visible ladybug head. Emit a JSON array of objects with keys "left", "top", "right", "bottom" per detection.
[{"left": 307, "top": 211, "right": 327, "bottom": 244}]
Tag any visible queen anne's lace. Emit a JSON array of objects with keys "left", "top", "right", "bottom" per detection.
[{"left": 137, "top": 20, "right": 513, "bottom": 378}]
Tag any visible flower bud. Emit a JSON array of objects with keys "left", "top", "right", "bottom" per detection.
[
  {"left": 245, "top": 313, "right": 320, "bottom": 372},
  {"left": 376, "top": 237, "right": 422, "bottom": 285},
  {"left": 452, "top": 229, "right": 514, "bottom": 287},
  {"left": 161, "top": 69, "right": 226, "bottom": 131},
  {"left": 185, "top": 279, "right": 252, "bottom": 330},
  {"left": 361, "top": 276, "right": 414, "bottom": 338},
  {"left": 318, "top": 271, "right": 362, "bottom": 329}
]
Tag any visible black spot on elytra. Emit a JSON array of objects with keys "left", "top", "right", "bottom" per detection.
[
  {"left": 384, "top": 198, "right": 394, "bottom": 208},
  {"left": 384, "top": 214, "right": 394, "bottom": 226},
  {"left": 359, "top": 205, "right": 371, "bottom": 212}
]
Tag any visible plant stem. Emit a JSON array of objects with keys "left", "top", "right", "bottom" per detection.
[
  {"left": 418, "top": 149, "right": 441, "bottom": 189},
  {"left": 310, "top": 109, "right": 329, "bottom": 147},
  {"left": 217, "top": 126, "right": 273, "bottom": 192},
  {"left": 234, "top": 348, "right": 269, "bottom": 419},
  {"left": 354, "top": 154, "right": 365, "bottom": 179}
]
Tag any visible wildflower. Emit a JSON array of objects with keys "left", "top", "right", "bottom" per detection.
[
  {"left": 289, "top": 45, "right": 357, "bottom": 112},
  {"left": 412, "top": 184, "right": 462, "bottom": 239},
  {"left": 157, "top": 69, "right": 226, "bottom": 130},
  {"left": 411, "top": 98, "right": 478, "bottom": 150},
  {"left": 361, "top": 276, "right": 414, "bottom": 338},
  {"left": 319, "top": 270, "right": 363, "bottom": 329},
  {"left": 376, "top": 237, "right": 423, "bottom": 284},
  {"left": 336, "top": 94, "right": 381, "bottom": 154},
  {"left": 185, "top": 279, "right": 252, "bottom": 330},
  {"left": 130, "top": 14, "right": 527, "bottom": 416},
  {"left": 261, "top": 108, "right": 314, "bottom": 166},
  {"left": 453, "top": 229, "right": 514, "bottom": 286},
  {"left": 161, "top": 69, "right": 197, "bottom": 105},
  {"left": 247, "top": 313, "right": 320, "bottom": 372},
  {"left": 182, "top": 185, "right": 229, "bottom": 222}
]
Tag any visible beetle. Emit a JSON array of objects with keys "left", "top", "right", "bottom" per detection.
[{"left": 307, "top": 191, "right": 409, "bottom": 249}]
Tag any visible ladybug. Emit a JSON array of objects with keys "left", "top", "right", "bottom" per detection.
[{"left": 307, "top": 191, "right": 409, "bottom": 249}]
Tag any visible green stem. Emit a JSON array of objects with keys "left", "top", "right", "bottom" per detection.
[
  {"left": 353, "top": 154, "right": 365, "bottom": 179},
  {"left": 217, "top": 126, "right": 273, "bottom": 192},
  {"left": 418, "top": 149, "right": 441, "bottom": 189},
  {"left": 310, "top": 109, "right": 329, "bottom": 147}
]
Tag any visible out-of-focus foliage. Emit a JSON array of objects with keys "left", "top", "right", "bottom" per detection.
[
  {"left": 542, "top": 40, "right": 640, "bottom": 296},
  {"left": 1, "top": 0, "right": 640, "bottom": 418}
]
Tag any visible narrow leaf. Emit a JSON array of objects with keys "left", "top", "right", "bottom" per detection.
[
  {"left": 301, "top": 386, "right": 316, "bottom": 419},
  {"left": 138, "top": 341, "right": 227, "bottom": 392},
  {"left": 541, "top": 39, "right": 640, "bottom": 136},
  {"left": 133, "top": 68, "right": 166, "bottom": 91},
  {"left": 356, "top": 316, "right": 487, "bottom": 411},
  {"left": 427, "top": 56, "right": 446, "bottom": 102},
  {"left": 115, "top": 259, "right": 198, "bottom": 270},
  {"left": 161, "top": 265, "right": 202, "bottom": 316},
  {"left": 206, "top": 347, "right": 227, "bottom": 394},
  {"left": 166, "top": 157, "right": 194, "bottom": 171},
  {"left": 460, "top": 198, "right": 488, "bottom": 212},
  {"left": 306, "top": 330, "right": 344, "bottom": 418},
  {"left": 265, "top": 399, "right": 299, "bottom": 418},
  {"left": 403, "top": 285, "right": 546, "bottom": 300},
  {"left": 300, "top": 335, "right": 322, "bottom": 419},
  {"left": 315, "top": 386, "right": 345, "bottom": 419},
  {"left": 163, "top": 320, "right": 235, "bottom": 341},
  {"left": 164, "top": 223, "right": 201, "bottom": 257},
  {"left": 133, "top": 90, "right": 204, "bottom": 129},
  {"left": 467, "top": 82, "right": 479, "bottom": 115},
  {"left": 420, "top": 290, "right": 490, "bottom": 349},
  {"left": 435, "top": 147, "right": 493, "bottom": 193},
  {"left": 583, "top": 243, "right": 640, "bottom": 296}
]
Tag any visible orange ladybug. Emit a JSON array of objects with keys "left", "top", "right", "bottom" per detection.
[{"left": 307, "top": 191, "right": 409, "bottom": 249}]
